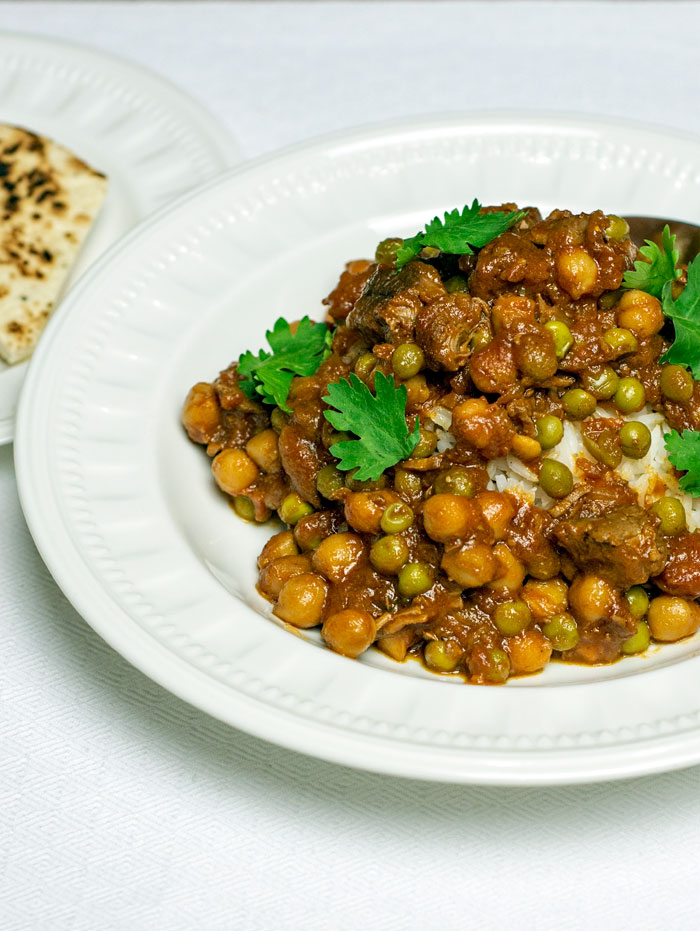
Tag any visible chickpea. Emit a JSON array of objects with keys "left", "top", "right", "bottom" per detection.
[
  {"left": 258, "top": 554, "right": 313, "bottom": 598},
  {"left": 556, "top": 247, "right": 598, "bottom": 299},
  {"left": 511, "top": 434, "right": 542, "bottom": 461},
  {"left": 441, "top": 542, "right": 498, "bottom": 588},
  {"left": 616, "top": 289, "right": 664, "bottom": 338},
  {"left": 245, "top": 429, "right": 280, "bottom": 473},
  {"left": 257, "top": 530, "right": 299, "bottom": 570},
  {"left": 521, "top": 578, "right": 568, "bottom": 620},
  {"left": 212, "top": 449, "right": 259, "bottom": 496},
  {"left": 322, "top": 609, "right": 376, "bottom": 657},
  {"left": 422, "top": 494, "right": 481, "bottom": 543},
  {"left": 424, "top": 639, "right": 463, "bottom": 672},
  {"left": 475, "top": 492, "right": 516, "bottom": 541},
  {"left": 182, "top": 382, "right": 221, "bottom": 444},
  {"left": 344, "top": 490, "right": 400, "bottom": 535},
  {"left": 507, "top": 630, "right": 553, "bottom": 676},
  {"left": 274, "top": 573, "right": 329, "bottom": 628},
  {"left": 487, "top": 543, "right": 526, "bottom": 592},
  {"left": 647, "top": 596, "right": 700, "bottom": 642},
  {"left": 568, "top": 574, "right": 618, "bottom": 626},
  {"left": 312, "top": 532, "right": 365, "bottom": 582}
]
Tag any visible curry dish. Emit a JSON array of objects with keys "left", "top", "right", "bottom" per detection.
[{"left": 182, "top": 204, "right": 700, "bottom": 684}]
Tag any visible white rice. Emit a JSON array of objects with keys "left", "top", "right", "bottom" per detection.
[{"left": 428, "top": 402, "right": 699, "bottom": 529}]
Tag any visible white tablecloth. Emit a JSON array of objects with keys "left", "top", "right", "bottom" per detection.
[{"left": 2, "top": 3, "right": 700, "bottom": 929}]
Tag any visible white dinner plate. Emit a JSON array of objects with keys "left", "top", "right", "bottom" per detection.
[
  {"left": 15, "top": 113, "right": 700, "bottom": 785},
  {"left": 0, "top": 31, "right": 239, "bottom": 443}
]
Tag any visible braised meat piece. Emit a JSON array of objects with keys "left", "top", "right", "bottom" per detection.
[
  {"left": 347, "top": 261, "right": 445, "bottom": 344},
  {"left": 553, "top": 504, "right": 667, "bottom": 588},
  {"left": 654, "top": 532, "right": 700, "bottom": 598},
  {"left": 415, "top": 293, "right": 487, "bottom": 371}
]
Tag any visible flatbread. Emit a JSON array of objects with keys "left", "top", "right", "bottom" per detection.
[{"left": 0, "top": 125, "right": 108, "bottom": 364}]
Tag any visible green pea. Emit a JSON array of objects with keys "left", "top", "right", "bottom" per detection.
[
  {"left": 650, "top": 497, "right": 687, "bottom": 535},
  {"left": 603, "top": 327, "right": 639, "bottom": 357},
  {"left": 621, "top": 621, "right": 651, "bottom": 655},
  {"left": 605, "top": 215, "right": 630, "bottom": 240},
  {"left": 392, "top": 343, "right": 425, "bottom": 379},
  {"left": 470, "top": 329, "right": 491, "bottom": 351},
  {"left": 345, "top": 468, "right": 388, "bottom": 492},
  {"left": 482, "top": 648, "right": 511, "bottom": 684},
  {"left": 279, "top": 493, "right": 314, "bottom": 525},
  {"left": 433, "top": 466, "right": 478, "bottom": 496},
  {"left": 370, "top": 534, "right": 409, "bottom": 574},
  {"left": 619, "top": 421, "right": 651, "bottom": 459},
  {"left": 614, "top": 377, "right": 646, "bottom": 413},
  {"left": 329, "top": 430, "right": 352, "bottom": 447},
  {"left": 354, "top": 352, "right": 377, "bottom": 380},
  {"left": 598, "top": 289, "right": 624, "bottom": 312},
  {"left": 444, "top": 275, "right": 469, "bottom": 293},
  {"left": 316, "top": 464, "right": 344, "bottom": 499},
  {"left": 493, "top": 600, "right": 532, "bottom": 636},
  {"left": 625, "top": 586, "right": 649, "bottom": 620},
  {"left": 411, "top": 428, "right": 437, "bottom": 458},
  {"left": 543, "top": 320, "right": 574, "bottom": 359},
  {"left": 424, "top": 639, "right": 463, "bottom": 672},
  {"left": 398, "top": 562, "right": 434, "bottom": 597},
  {"left": 394, "top": 468, "right": 422, "bottom": 497},
  {"left": 233, "top": 495, "right": 256, "bottom": 521},
  {"left": 375, "top": 237, "right": 403, "bottom": 265},
  {"left": 562, "top": 388, "right": 597, "bottom": 420},
  {"left": 583, "top": 366, "right": 619, "bottom": 400},
  {"left": 660, "top": 364, "right": 694, "bottom": 402},
  {"left": 582, "top": 433, "right": 622, "bottom": 468},
  {"left": 535, "top": 415, "right": 564, "bottom": 450},
  {"left": 543, "top": 612, "right": 579, "bottom": 651},
  {"left": 270, "top": 408, "right": 289, "bottom": 432},
  {"left": 380, "top": 501, "right": 414, "bottom": 533},
  {"left": 539, "top": 459, "right": 574, "bottom": 499}
]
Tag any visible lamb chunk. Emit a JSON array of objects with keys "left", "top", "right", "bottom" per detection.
[
  {"left": 278, "top": 423, "right": 326, "bottom": 508},
  {"left": 415, "top": 293, "right": 487, "bottom": 371},
  {"left": 469, "top": 231, "right": 551, "bottom": 302},
  {"left": 322, "top": 259, "right": 375, "bottom": 321},
  {"left": 347, "top": 261, "right": 445, "bottom": 344},
  {"left": 654, "top": 531, "right": 700, "bottom": 598},
  {"left": 506, "top": 499, "right": 560, "bottom": 580},
  {"left": 553, "top": 504, "right": 667, "bottom": 588}
]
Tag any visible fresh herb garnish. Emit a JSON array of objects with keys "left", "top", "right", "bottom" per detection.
[
  {"left": 622, "top": 224, "right": 681, "bottom": 298},
  {"left": 238, "top": 316, "right": 332, "bottom": 412},
  {"left": 395, "top": 200, "right": 527, "bottom": 270},
  {"left": 665, "top": 429, "right": 700, "bottom": 496},
  {"left": 322, "top": 372, "right": 420, "bottom": 481},
  {"left": 660, "top": 254, "right": 700, "bottom": 378}
]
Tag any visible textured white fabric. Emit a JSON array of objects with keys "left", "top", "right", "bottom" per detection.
[{"left": 2, "top": 3, "right": 700, "bottom": 929}]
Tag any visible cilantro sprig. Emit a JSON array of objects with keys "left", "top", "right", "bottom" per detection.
[
  {"left": 237, "top": 316, "right": 332, "bottom": 412},
  {"left": 665, "top": 430, "right": 700, "bottom": 496},
  {"left": 622, "top": 225, "right": 681, "bottom": 298},
  {"left": 322, "top": 372, "right": 420, "bottom": 481},
  {"left": 395, "top": 200, "right": 526, "bottom": 270},
  {"left": 660, "top": 254, "right": 700, "bottom": 378}
]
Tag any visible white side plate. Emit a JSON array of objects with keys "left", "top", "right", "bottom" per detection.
[
  {"left": 15, "top": 113, "right": 700, "bottom": 785},
  {"left": 0, "top": 31, "right": 240, "bottom": 442}
]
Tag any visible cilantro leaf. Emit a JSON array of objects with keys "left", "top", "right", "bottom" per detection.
[
  {"left": 322, "top": 372, "right": 420, "bottom": 481},
  {"left": 394, "top": 200, "right": 527, "bottom": 270},
  {"left": 660, "top": 254, "right": 700, "bottom": 378},
  {"left": 665, "top": 429, "right": 700, "bottom": 496},
  {"left": 623, "top": 225, "right": 681, "bottom": 298},
  {"left": 237, "top": 317, "right": 332, "bottom": 411}
]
